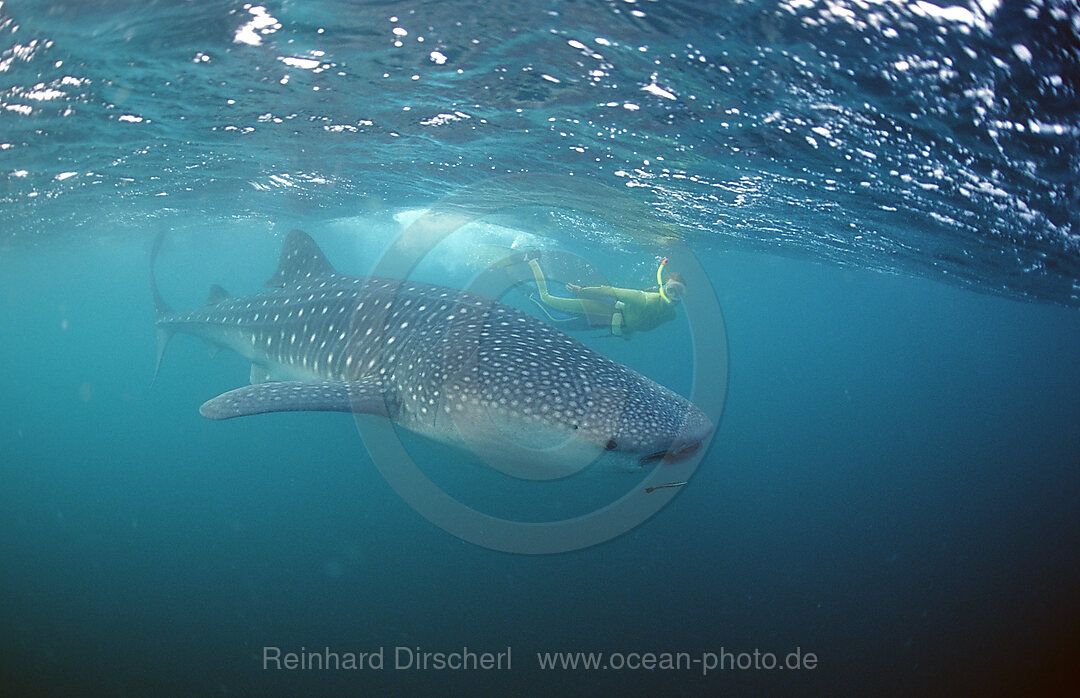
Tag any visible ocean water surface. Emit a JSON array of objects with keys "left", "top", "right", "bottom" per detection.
[{"left": 2, "top": 0, "right": 1079, "bottom": 695}]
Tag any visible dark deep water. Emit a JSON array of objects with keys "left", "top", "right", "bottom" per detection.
[{"left": 2, "top": 1, "right": 1079, "bottom": 695}]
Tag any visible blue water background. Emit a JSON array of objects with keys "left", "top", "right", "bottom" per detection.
[{"left": 2, "top": 0, "right": 1080, "bottom": 695}]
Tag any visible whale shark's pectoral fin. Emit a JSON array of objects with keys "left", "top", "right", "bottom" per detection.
[{"left": 199, "top": 379, "right": 391, "bottom": 420}]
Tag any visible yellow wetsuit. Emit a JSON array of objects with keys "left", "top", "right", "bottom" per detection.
[{"left": 528, "top": 259, "right": 678, "bottom": 336}]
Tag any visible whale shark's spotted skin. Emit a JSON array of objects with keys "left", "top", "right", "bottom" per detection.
[{"left": 153, "top": 230, "right": 711, "bottom": 473}]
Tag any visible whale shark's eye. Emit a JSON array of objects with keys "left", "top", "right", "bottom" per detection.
[{"left": 605, "top": 439, "right": 617, "bottom": 451}]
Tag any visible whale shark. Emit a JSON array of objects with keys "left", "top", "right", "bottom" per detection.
[{"left": 152, "top": 230, "right": 712, "bottom": 476}]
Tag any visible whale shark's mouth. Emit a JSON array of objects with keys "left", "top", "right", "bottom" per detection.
[{"left": 639, "top": 438, "right": 703, "bottom": 466}]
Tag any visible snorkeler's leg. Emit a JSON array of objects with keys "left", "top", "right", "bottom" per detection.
[
  {"left": 528, "top": 259, "right": 594, "bottom": 314},
  {"left": 528, "top": 259, "right": 552, "bottom": 298}
]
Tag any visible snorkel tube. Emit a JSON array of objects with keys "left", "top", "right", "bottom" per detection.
[{"left": 657, "top": 257, "right": 672, "bottom": 303}]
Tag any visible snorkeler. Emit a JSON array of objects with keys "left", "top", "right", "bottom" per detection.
[{"left": 526, "top": 256, "right": 685, "bottom": 337}]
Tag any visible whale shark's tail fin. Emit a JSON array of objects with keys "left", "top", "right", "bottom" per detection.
[{"left": 150, "top": 232, "right": 174, "bottom": 385}]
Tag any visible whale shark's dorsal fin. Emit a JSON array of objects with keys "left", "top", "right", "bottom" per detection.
[
  {"left": 205, "top": 284, "right": 230, "bottom": 306},
  {"left": 265, "top": 230, "right": 336, "bottom": 287}
]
